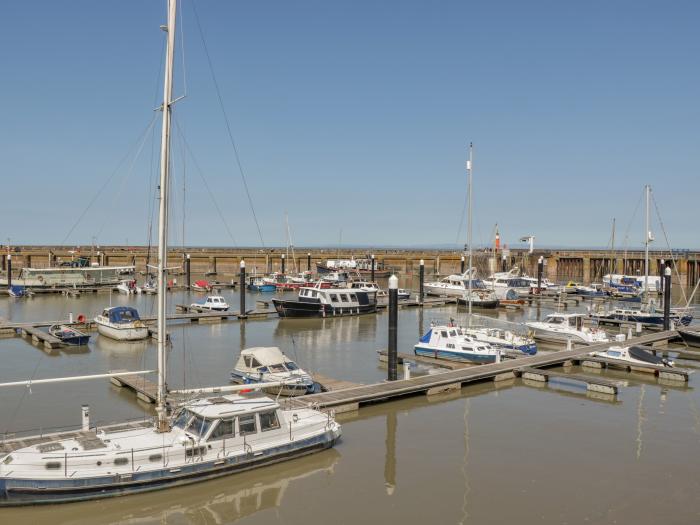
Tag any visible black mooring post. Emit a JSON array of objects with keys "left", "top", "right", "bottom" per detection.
[
  {"left": 371, "top": 254, "right": 375, "bottom": 282},
  {"left": 6, "top": 254, "right": 11, "bottom": 289},
  {"left": 663, "top": 267, "right": 671, "bottom": 330},
  {"left": 185, "top": 254, "right": 191, "bottom": 290},
  {"left": 419, "top": 259, "right": 424, "bottom": 305},
  {"left": 281, "top": 254, "right": 286, "bottom": 275},
  {"left": 659, "top": 258, "right": 665, "bottom": 301},
  {"left": 388, "top": 275, "right": 398, "bottom": 381},
  {"left": 460, "top": 255, "right": 465, "bottom": 274},
  {"left": 501, "top": 255, "right": 507, "bottom": 272},
  {"left": 307, "top": 252, "right": 311, "bottom": 272},
  {"left": 240, "top": 260, "right": 246, "bottom": 318},
  {"left": 537, "top": 256, "right": 543, "bottom": 295}
]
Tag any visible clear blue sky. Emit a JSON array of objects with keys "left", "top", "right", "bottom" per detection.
[{"left": 1, "top": 1, "right": 698, "bottom": 250}]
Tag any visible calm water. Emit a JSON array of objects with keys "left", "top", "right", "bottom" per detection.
[{"left": 1, "top": 286, "right": 699, "bottom": 524}]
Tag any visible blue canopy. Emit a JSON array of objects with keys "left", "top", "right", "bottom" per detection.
[
  {"left": 419, "top": 328, "right": 432, "bottom": 344},
  {"left": 108, "top": 306, "right": 141, "bottom": 324}
]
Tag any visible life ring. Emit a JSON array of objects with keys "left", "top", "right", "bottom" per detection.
[
  {"left": 77, "top": 314, "right": 86, "bottom": 323},
  {"left": 38, "top": 275, "right": 44, "bottom": 283}
]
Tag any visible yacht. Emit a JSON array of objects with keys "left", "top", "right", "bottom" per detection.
[
  {"left": 414, "top": 324, "right": 501, "bottom": 364},
  {"left": 247, "top": 277, "right": 276, "bottom": 292},
  {"left": 272, "top": 284, "right": 377, "bottom": 318},
  {"left": 526, "top": 313, "right": 609, "bottom": 344},
  {"left": 424, "top": 270, "right": 481, "bottom": 298},
  {"left": 230, "top": 347, "right": 316, "bottom": 396},
  {"left": 94, "top": 306, "right": 149, "bottom": 341},
  {"left": 592, "top": 345, "right": 674, "bottom": 367},
  {"left": 116, "top": 279, "right": 140, "bottom": 295},
  {"left": 456, "top": 284, "right": 499, "bottom": 308},
  {"left": 348, "top": 281, "right": 380, "bottom": 293},
  {"left": 592, "top": 304, "right": 693, "bottom": 326}
]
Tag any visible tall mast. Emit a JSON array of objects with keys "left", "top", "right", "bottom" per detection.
[
  {"left": 467, "top": 143, "right": 473, "bottom": 323},
  {"left": 610, "top": 217, "right": 616, "bottom": 277},
  {"left": 644, "top": 184, "right": 650, "bottom": 299},
  {"left": 156, "top": 0, "right": 177, "bottom": 432}
]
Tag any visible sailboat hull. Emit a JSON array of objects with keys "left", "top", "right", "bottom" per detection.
[{"left": 0, "top": 430, "right": 338, "bottom": 507}]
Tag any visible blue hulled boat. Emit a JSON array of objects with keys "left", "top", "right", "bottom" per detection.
[{"left": 414, "top": 324, "right": 501, "bottom": 364}]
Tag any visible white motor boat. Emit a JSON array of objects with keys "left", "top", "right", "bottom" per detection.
[
  {"left": 230, "top": 347, "right": 316, "bottom": 396},
  {"left": 116, "top": 279, "right": 140, "bottom": 295},
  {"left": 424, "top": 270, "right": 474, "bottom": 297},
  {"left": 414, "top": 324, "right": 501, "bottom": 364},
  {"left": 190, "top": 295, "right": 230, "bottom": 312},
  {"left": 348, "top": 281, "right": 380, "bottom": 293},
  {"left": 526, "top": 313, "right": 609, "bottom": 344},
  {"left": 94, "top": 306, "right": 149, "bottom": 341},
  {"left": 462, "top": 326, "right": 537, "bottom": 355},
  {"left": 592, "top": 345, "right": 674, "bottom": 367}
]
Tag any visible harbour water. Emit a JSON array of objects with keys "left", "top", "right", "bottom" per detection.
[{"left": 1, "top": 287, "right": 699, "bottom": 524}]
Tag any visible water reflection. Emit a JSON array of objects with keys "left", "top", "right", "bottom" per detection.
[{"left": 384, "top": 411, "right": 396, "bottom": 495}]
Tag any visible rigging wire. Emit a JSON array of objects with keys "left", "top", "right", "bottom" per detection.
[
  {"left": 59, "top": 115, "right": 159, "bottom": 246},
  {"left": 190, "top": 0, "right": 266, "bottom": 247},
  {"left": 651, "top": 192, "right": 690, "bottom": 307},
  {"left": 173, "top": 117, "right": 238, "bottom": 246}
]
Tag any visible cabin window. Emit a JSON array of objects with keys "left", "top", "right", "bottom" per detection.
[
  {"left": 210, "top": 418, "right": 235, "bottom": 439},
  {"left": 285, "top": 361, "right": 299, "bottom": 371},
  {"left": 238, "top": 414, "right": 257, "bottom": 435},
  {"left": 330, "top": 294, "right": 339, "bottom": 302},
  {"left": 2, "top": 455, "right": 13, "bottom": 465},
  {"left": 148, "top": 454, "right": 163, "bottom": 462},
  {"left": 259, "top": 410, "right": 280, "bottom": 432},
  {"left": 186, "top": 415, "right": 214, "bottom": 437},
  {"left": 251, "top": 358, "right": 262, "bottom": 368},
  {"left": 114, "top": 457, "right": 129, "bottom": 466},
  {"left": 449, "top": 330, "right": 457, "bottom": 337},
  {"left": 185, "top": 446, "right": 207, "bottom": 458},
  {"left": 45, "top": 461, "right": 62, "bottom": 470},
  {"left": 440, "top": 331, "right": 449, "bottom": 338},
  {"left": 340, "top": 294, "right": 349, "bottom": 303},
  {"left": 349, "top": 294, "right": 357, "bottom": 301},
  {"left": 311, "top": 290, "right": 318, "bottom": 298},
  {"left": 173, "top": 409, "right": 194, "bottom": 429}
]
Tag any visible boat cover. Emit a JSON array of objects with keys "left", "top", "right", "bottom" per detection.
[
  {"left": 108, "top": 306, "right": 141, "bottom": 324},
  {"left": 9, "top": 285, "right": 26, "bottom": 297},
  {"left": 419, "top": 329, "right": 432, "bottom": 343},
  {"left": 628, "top": 345, "right": 665, "bottom": 365}
]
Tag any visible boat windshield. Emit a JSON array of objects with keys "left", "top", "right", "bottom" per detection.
[
  {"left": 173, "top": 409, "right": 194, "bottom": 429},
  {"left": 186, "top": 414, "right": 215, "bottom": 438},
  {"left": 547, "top": 317, "right": 565, "bottom": 324},
  {"left": 285, "top": 361, "right": 299, "bottom": 371}
]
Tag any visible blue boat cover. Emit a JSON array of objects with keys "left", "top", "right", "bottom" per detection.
[
  {"left": 9, "top": 285, "right": 26, "bottom": 296},
  {"left": 419, "top": 329, "right": 432, "bottom": 343},
  {"left": 108, "top": 306, "right": 141, "bottom": 324}
]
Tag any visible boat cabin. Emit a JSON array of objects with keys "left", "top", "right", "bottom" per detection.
[
  {"left": 101, "top": 306, "right": 142, "bottom": 324},
  {"left": 418, "top": 325, "right": 491, "bottom": 352},
  {"left": 234, "top": 347, "right": 302, "bottom": 378},
  {"left": 348, "top": 281, "right": 380, "bottom": 292},
  {"left": 543, "top": 313, "right": 585, "bottom": 330},
  {"left": 297, "top": 287, "right": 372, "bottom": 307}
]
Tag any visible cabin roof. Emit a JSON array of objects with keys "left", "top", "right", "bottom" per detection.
[
  {"left": 239, "top": 346, "right": 289, "bottom": 366},
  {"left": 185, "top": 392, "right": 279, "bottom": 418}
]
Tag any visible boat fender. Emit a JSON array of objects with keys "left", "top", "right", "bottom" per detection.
[{"left": 77, "top": 314, "right": 86, "bottom": 323}]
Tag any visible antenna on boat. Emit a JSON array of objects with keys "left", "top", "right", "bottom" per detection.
[{"left": 156, "top": 0, "right": 177, "bottom": 433}]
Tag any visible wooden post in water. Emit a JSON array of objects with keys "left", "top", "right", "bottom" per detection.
[
  {"left": 419, "top": 259, "right": 424, "bottom": 305},
  {"left": 663, "top": 266, "right": 671, "bottom": 330},
  {"left": 240, "top": 260, "right": 247, "bottom": 319},
  {"left": 371, "top": 254, "right": 375, "bottom": 282},
  {"left": 185, "top": 254, "right": 191, "bottom": 290},
  {"left": 6, "top": 254, "right": 11, "bottom": 289},
  {"left": 281, "top": 254, "right": 286, "bottom": 275},
  {"left": 307, "top": 252, "right": 311, "bottom": 272},
  {"left": 388, "top": 275, "right": 398, "bottom": 381},
  {"left": 460, "top": 255, "right": 465, "bottom": 274},
  {"left": 537, "top": 256, "right": 543, "bottom": 295}
]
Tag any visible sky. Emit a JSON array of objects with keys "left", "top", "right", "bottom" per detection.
[{"left": 1, "top": 1, "right": 698, "bottom": 250}]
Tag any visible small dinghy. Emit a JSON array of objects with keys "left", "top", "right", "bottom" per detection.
[
  {"left": 230, "top": 347, "right": 317, "bottom": 396},
  {"left": 192, "top": 279, "right": 211, "bottom": 292},
  {"left": 48, "top": 324, "right": 90, "bottom": 346},
  {"left": 593, "top": 345, "right": 674, "bottom": 367},
  {"left": 8, "top": 285, "right": 27, "bottom": 298}
]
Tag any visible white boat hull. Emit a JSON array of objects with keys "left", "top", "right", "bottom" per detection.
[{"left": 96, "top": 322, "right": 149, "bottom": 341}]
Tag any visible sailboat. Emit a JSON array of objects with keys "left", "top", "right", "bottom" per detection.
[{"left": 0, "top": 2, "right": 340, "bottom": 505}]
